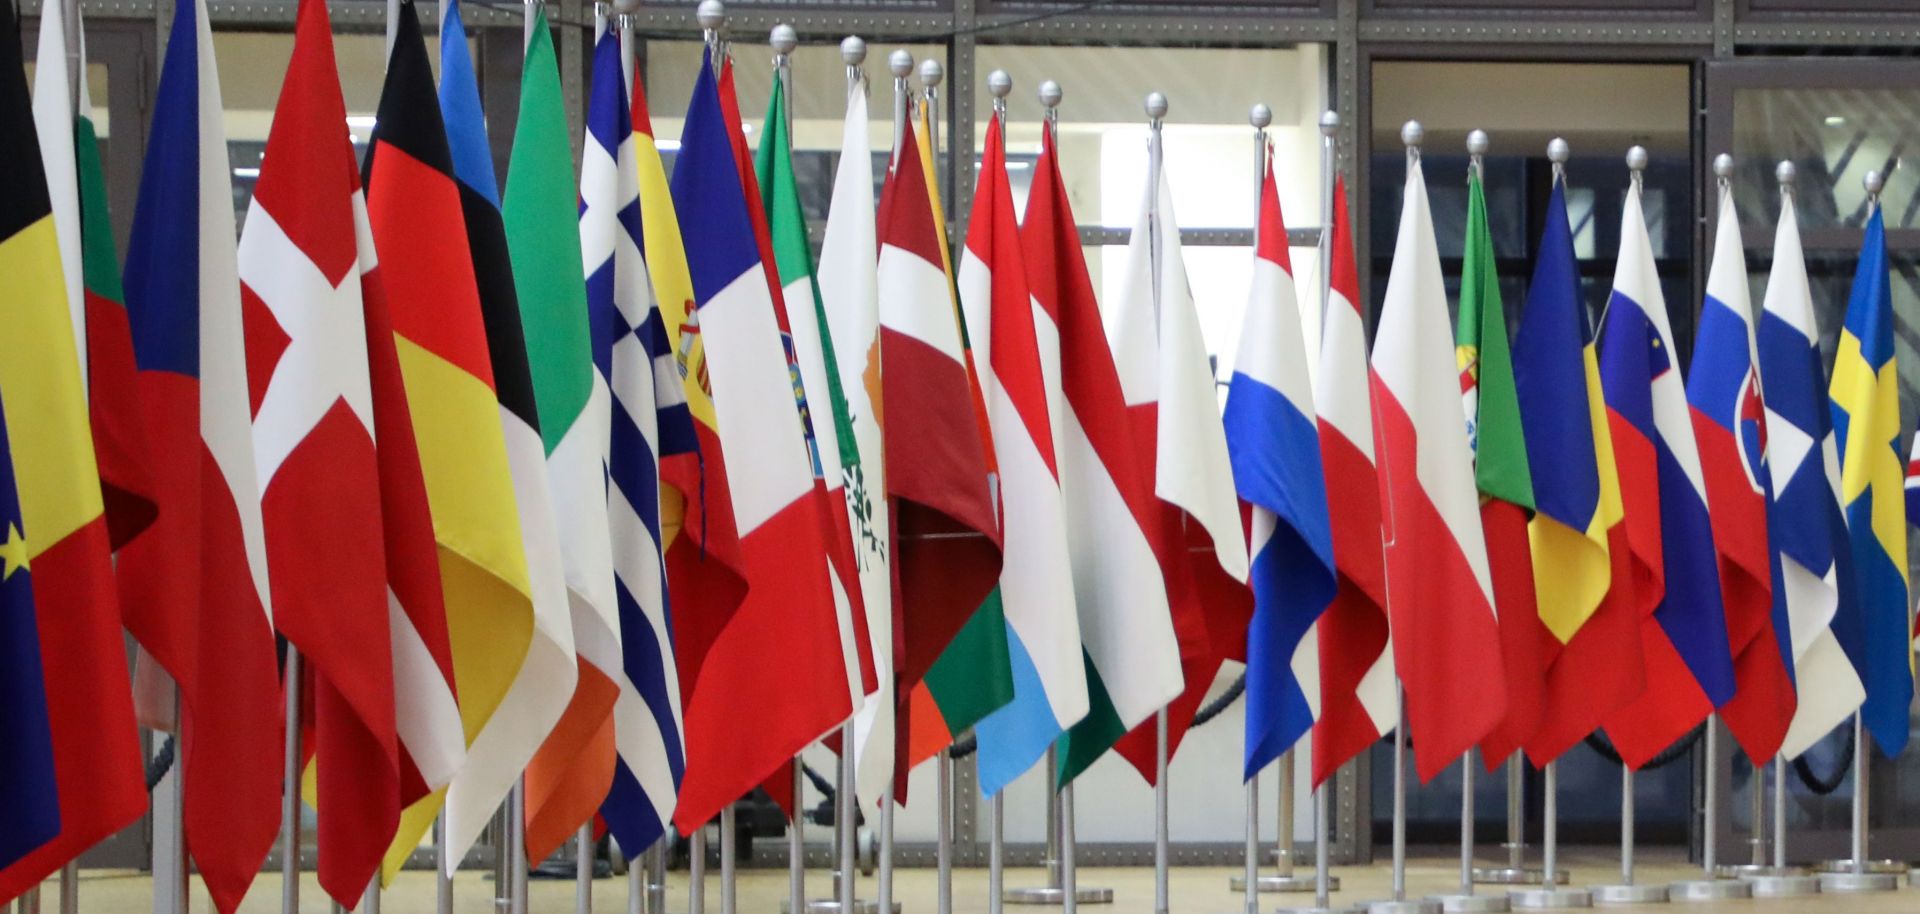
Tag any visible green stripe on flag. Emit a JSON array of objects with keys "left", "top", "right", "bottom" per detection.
[
  {"left": 923, "top": 588, "right": 1014, "bottom": 737},
  {"left": 1459, "top": 170, "right": 1533, "bottom": 508}
]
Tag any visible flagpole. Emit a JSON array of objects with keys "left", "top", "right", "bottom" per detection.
[
  {"left": 721, "top": 806, "right": 737, "bottom": 914},
  {"left": 436, "top": 815, "right": 455, "bottom": 914},
  {"left": 937, "top": 749, "right": 954, "bottom": 914},
  {"left": 510, "top": 784, "right": 531, "bottom": 914},
  {"left": 691, "top": 823, "right": 708, "bottom": 914},
  {"left": 648, "top": 838, "right": 670, "bottom": 914},
  {"left": 1818, "top": 719, "right": 1898, "bottom": 889},
  {"left": 890, "top": 50, "right": 914, "bottom": 157},
  {"left": 990, "top": 793, "right": 1005, "bottom": 914},
  {"left": 578, "top": 823, "right": 596, "bottom": 914},
  {"left": 1273, "top": 111, "right": 1345, "bottom": 914},
  {"left": 1471, "top": 757, "right": 1545, "bottom": 885},
  {"left": 921, "top": 60, "right": 944, "bottom": 196},
  {"left": 282, "top": 649, "right": 304, "bottom": 914},
  {"left": 1670, "top": 716, "right": 1748, "bottom": 899}
]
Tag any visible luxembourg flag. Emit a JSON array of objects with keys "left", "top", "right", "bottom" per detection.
[
  {"left": 1686, "top": 178, "right": 1796, "bottom": 763},
  {"left": 1762, "top": 179, "right": 1865, "bottom": 760},
  {"left": 1223, "top": 153, "right": 1335, "bottom": 779}
]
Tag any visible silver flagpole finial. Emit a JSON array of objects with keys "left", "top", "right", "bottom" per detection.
[
  {"left": 1713, "top": 153, "right": 1735, "bottom": 184},
  {"left": 1145, "top": 91, "right": 1168, "bottom": 122},
  {"left": 1250, "top": 103, "right": 1272, "bottom": 130},
  {"left": 988, "top": 69, "right": 1013, "bottom": 99},
  {"left": 696, "top": 0, "right": 725, "bottom": 29},
  {"left": 1776, "top": 160, "right": 1796, "bottom": 189},
  {"left": 1547, "top": 137, "right": 1569, "bottom": 165},
  {"left": 1864, "top": 169, "right": 1885, "bottom": 198},
  {"left": 1319, "top": 109, "right": 1339, "bottom": 137},
  {"left": 1625, "top": 145, "right": 1648, "bottom": 173},
  {"left": 920, "top": 58, "right": 944, "bottom": 91},
  {"left": 840, "top": 35, "right": 867, "bottom": 66},
  {"left": 1039, "top": 80, "right": 1063, "bottom": 110},
  {"left": 610, "top": 0, "right": 639, "bottom": 14},
  {"left": 1466, "top": 129, "right": 1489, "bottom": 157},
  {"left": 889, "top": 48, "right": 915, "bottom": 80},
  {"left": 770, "top": 23, "right": 798, "bottom": 56},
  {"left": 1400, "top": 120, "right": 1423, "bottom": 148}
]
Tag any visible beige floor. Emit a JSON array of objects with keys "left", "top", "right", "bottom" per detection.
[{"left": 24, "top": 849, "right": 1918, "bottom": 914}]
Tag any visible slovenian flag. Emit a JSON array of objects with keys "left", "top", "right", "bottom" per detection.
[{"left": 1224, "top": 150, "right": 1335, "bottom": 778}]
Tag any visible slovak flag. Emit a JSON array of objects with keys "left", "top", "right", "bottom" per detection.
[
  {"left": 1686, "top": 177, "right": 1796, "bottom": 763},
  {"left": 1224, "top": 151, "right": 1336, "bottom": 778}
]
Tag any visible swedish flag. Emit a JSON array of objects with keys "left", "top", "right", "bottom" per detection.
[{"left": 1830, "top": 204, "right": 1911, "bottom": 756}]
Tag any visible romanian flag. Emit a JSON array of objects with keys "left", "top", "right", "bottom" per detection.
[
  {"left": 1513, "top": 173, "right": 1644, "bottom": 764},
  {"left": 1830, "top": 202, "right": 1911, "bottom": 756}
]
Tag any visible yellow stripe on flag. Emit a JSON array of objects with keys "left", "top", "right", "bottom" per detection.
[
  {"left": 1833, "top": 331, "right": 1908, "bottom": 584},
  {"left": 1529, "top": 344, "right": 1615, "bottom": 643}
]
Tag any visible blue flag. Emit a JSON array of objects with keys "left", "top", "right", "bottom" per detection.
[{"left": 0, "top": 389, "right": 59, "bottom": 872}]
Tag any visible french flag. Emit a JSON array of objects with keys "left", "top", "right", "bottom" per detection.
[
  {"left": 1686, "top": 179, "right": 1795, "bottom": 763},
  {"left": 1597, "top": 175, "right": 1736, "bottom": 769},
  {"left": 1223, "top": 155, "right": 1336, "bottom": 779}
]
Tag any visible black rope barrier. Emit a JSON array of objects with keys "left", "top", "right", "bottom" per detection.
[
  {"left": 146, "top": 736, "right": 175, "bottom": 791},
  {"left": 1792, "top": 725, "right": 1853, "bottom": 796},
  {"left": 1582, "top": 724, "right": 1704, "bottom": 771}
]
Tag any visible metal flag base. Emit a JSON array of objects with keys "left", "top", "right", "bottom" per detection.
[
  {"left": 1816, "top": 871, "right": 1899, "bottom": 893},
  {"left": 781, "top": 901, "right": 902, "bottom": 914},
  {"left": 1274, "top": 905, "right": 1365, "bottom": 914},
  {"left": 1710, "top": 863, "right": 1771, "bottom": 878},
  {"left": 1003, "top": 887, "right": 1115, "bottom": 905},
  {"left": 1816, "top": 858, "right": 1906, "bottom": 874},
  {"left": 1469, "top": 868, "right": 1564, "bottom": 886},
  {"left": 1428, "top": 893, "right": 1508, "bottom": 913},
  {"left": 1232, "top": 875, "right": 1338, "bottom": 893},
  {"left": 1743, "top": 874, "right": 1820, "bottom": 897},
  {"left": 1507, "top": 888, "right": 1590, "bottom": 910},
  {"left": 1363, "top": 899, "right": 1441, "bottom": 914},
  {"left": 1587, "top": 884, "right": 1667, "bottom": 905},
  {"left": 1666, "top": 879, "right": 1750, "bottom": 902}
]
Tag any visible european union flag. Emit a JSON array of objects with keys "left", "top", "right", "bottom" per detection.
[
  {"left": 1830, "top": 205, "right": 1912, "bottom": 756},
  {"left": 0, "top": 389, "right": 60, "bottom": 870}
]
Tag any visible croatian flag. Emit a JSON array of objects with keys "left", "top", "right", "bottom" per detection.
[
  {"left": 1686, "top": 179, "right": 1796, "bottom": 763},
  {"left": 1223, "top": 153, "right": 1336, "bottom": 778}
]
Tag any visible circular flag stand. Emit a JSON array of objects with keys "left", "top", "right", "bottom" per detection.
[
  {"left": 1470, "top": 758, "right": 1562, "bottom": 886},
  {"left": 1362, "top": 683, "right": 1437, "bottom": 914},
  {"left": 1817, "top": 714, "right": 1901, "bottom": 892},
  {"left": 1429, "top": 745, "right": 1505, "bottom": 913},
  {"left": 1667, "top": 713, "right": 1749, "bottom": 902},
  {"left": 1743, "top": 756, "right": 1818, "bottom": 897}
]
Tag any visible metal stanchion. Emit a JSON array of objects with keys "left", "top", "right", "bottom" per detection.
[
  {"left": 720, "top": 806, "right": 736, "bottom": 914},
  {"left": 1433, "top": 750, "right": 1505, "bottom": 912},
  {"left": 1670, "top": 714, "right": 1749, "bottom": 901},
  {"left": 1817, "top": 713, "right": 1899, "bottom": 891},
  {"left": 1471, "top": 757, "right": 1554, "bottom": 885},
  {"left": 579, "top": 822, "right": 596, "bottom": 914},
  {"left": 1154, "top": 709, "right": 1170, "bottom": 914},
  {"left": 1590, "top": 766, "right": 1664, "bottom": 904},
  {"left": 1508, "top": 760, "right": 1585, "bottom": 909},
  {"left": 282, "top": 649, "right": 304, "bottom": 914},
  {"left": 1367, "top": 687, "right": 1438, "bottom": 914},
  {"left": 937, "top": 753, "right": 954, "bottom": 914},
  {"left": 1744, "top": 756, "right": 1817, "bottom": 896},
  {"left": 690, "top": 824, "right": 707, "bottom": 914}
]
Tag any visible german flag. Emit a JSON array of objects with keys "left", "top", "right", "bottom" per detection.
[
  {"left": 366, "top": 0, "right": 537, "bottom": 875},
  {"left": 0, "top": 7, "right": 145, "bottom": 901}
]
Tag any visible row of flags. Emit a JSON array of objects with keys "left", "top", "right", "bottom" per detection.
[{"left": 1, "top": 0, "right": 1916, "bottom": 906}]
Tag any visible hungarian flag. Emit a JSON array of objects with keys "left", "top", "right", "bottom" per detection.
[
  {"left": 1025, "top": 120, "right": 1175, "bottom": 788},
  {"left": 669, "top": 51, "right": 852, "bottom": 832},
  {"left": 119, "top": 0, "right": 284, "bottom": 906},
  {"left": 1106, "top": 135, "right": 1251, "bottom": 783},
  {"left": 964, "top": 112, "right": 1091, "bottom": 795},
  {"left": 1309, "top": 177, "right": 1393, "bottom": 789},
  {"left": 1598, "top": 176, "right": 1735, "bottom": 768},
  {"left": 1224, "top": 151, "right": 1335, "bottom": 779},
  {"left": 367, "top": 0, "right": 542, "bottom": 874},
  {"left": 1456, "top": 165, "right": 1546, "bottom": 766},
  {"left": 1511, "top": 172, "right": 1643, "bottom": 765},
  {"left": 585, "top": 22, "right": 695, "bottom": 856},
  {"left": 508, "top": 8, "right": 618, "bottom": 864},
  {"left": 902, "top": 94, "right": 1014, "bottom": 775},
  {"left": 1762, "top": 181, "right": 1865, "bottom": 760},
  {"left": 757, "top": 72, "right": 885, "bottom": 808},
  {"left": 1369, "top": 148, "right": 1505, "bottom": 782},
  {"left": 1830, "top": 202, "right": 1911, "bottom": 756},
  {"left": 878, "top": 110, "right": 1004, "bottom": 782},
  {"left": 629, "top": 47, "right": 751, "bottom": 833},
  {"left": 1688, "top": 181, "right": 1796, "bottom": 763},
  {"left": 237, "top": 0, "right": 400, "bottom": 899},
  {"left": 0, "top": 387, "right": 57, "bottom": 881}
]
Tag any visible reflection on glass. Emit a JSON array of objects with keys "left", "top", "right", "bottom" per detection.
[{"left": 1731, "top": 87, "right": 1919, "bottom": 232}]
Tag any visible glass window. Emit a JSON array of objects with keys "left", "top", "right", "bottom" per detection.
[{"left": 1730, "top": 86, "right": 1919, "bottom": 233}]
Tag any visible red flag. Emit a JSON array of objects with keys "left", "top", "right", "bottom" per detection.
[{"left": 236, "top": 0, "right": 399, "bottom": 901}]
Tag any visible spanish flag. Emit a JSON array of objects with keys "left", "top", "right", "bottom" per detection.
[{"left": 0, "top": 9, "right": 145, "bottom": 900}]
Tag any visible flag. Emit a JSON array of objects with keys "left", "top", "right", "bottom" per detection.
[
  {"left": 1511, "top": 173, "right": 1644, "bottom": 765},
  {"left": 902, "top": 95, "right": 1014, "bottom": 773},
  {"left": 31, "top": 2, "right": 82, "bottom": 361},
  {"left": 1105, "top": 136, "right": 1252, "bottom": 784},
  {"left": 1308, "top": 178, "right": 1393, "bottom": 789},
  {"left": 1829, "top": 203, "right": 1911, "bottom": 756},
  {"left": 1456, "top": 165, "right": 1546, "bottom": 766},
  {"left": 878, "top": 110, "right": 1004, "bottom": 780},
  {"left": 507, "top": 9, "right": 617, "bottom": 863},
  {"left": 0, "top": 341, "right": 59, "bottom": 882},
  {"left": 1762, "top": 182, "right": 1866, "bottom": 760},
  {"left": 118, "top": 0, "right": 284, "bottom": 905},
  {"left": 628, "top": 46, "right": 752, "bottom": 834},
  {"left": 962, "top": 113, "right": 1091, "bottom": 794},
  {"left": 368, "top": 0, "right": 541, "bottom": 874},
  {"left": 758, "top": 73, "right": 887, "bottom": 808},
  {"left": 1024, "top": 120, "right": 1176, "bottom": 788},
  {"left": 0, "top": 24, "right": 146, "bottom": 878},
  {"left": 68, "top": 14, "right": 157, "bottom": 547},
  {"left": 1907, "top": 437, "right": 1920, "bottom": 529},
  {"left": 1598, "top": 174, "right": 1735, "bottom": 768},
  {"left": 1687, "top": 182, "right": 1796, "bottom": 763},
  {"left": 236, "top": 0, "right": 399, "bottom": 899},
  {"left": 1224, "top": 152, "right": 1335, "bottom": 778},
  {"left": 1368, "top": 148, "right": 1505, "bottom": 782},
  {"left": 585, "top": 22, "right": 694, "bottom": 856},
  {"left": 669, "top": 51, "right": 853, "bottom": 831}
]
